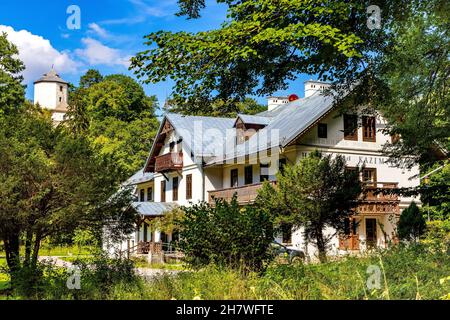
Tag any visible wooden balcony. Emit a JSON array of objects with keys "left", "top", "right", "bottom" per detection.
[
  {"left": 154, "top": 152, "right": 183, "bottom": 172},
  {"left": 209, "top": 181, "right": 400, "bottom": 216},
  {"left": 359, "top": 182, "right": 400, "bottom": 215},
  {"left": 208, "top": 181, "right": 276, "bottom": 204}
]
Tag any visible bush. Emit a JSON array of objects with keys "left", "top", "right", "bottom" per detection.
[
  {"left": 421, "top": 219, "right": 450, "bottom": 254},
  {"left": 178, "top": 197, "right": 274, "bottom": 272},
  {"left": 5, "top": 253, "right": 140, "bottom": 300},
  {"left": 398, "top": 202, "right": 426, "bottom": 241}
]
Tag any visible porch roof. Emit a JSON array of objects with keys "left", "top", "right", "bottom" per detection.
[{"left": 131, "top": 202, "right": 177, "bottom": 216}]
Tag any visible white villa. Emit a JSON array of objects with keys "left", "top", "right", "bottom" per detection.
[{"left": 109, "top": 80, "right": 424, "bottom": 260}]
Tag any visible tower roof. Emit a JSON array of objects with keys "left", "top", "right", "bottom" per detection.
[{"left": 34, "top": 68, "right": 68, "bottom": 85}]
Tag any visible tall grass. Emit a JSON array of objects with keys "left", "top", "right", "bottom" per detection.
[{"left": 1, "top": 244, "right": 449, "bottom": 300}]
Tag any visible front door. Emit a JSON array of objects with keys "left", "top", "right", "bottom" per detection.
[{"left": 365, "top": 218, "right": 377, "bottom": 248}]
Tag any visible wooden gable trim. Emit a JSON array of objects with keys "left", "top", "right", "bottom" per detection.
[{"left": 144, "top": 118, "right": 175, "bottom": 173}]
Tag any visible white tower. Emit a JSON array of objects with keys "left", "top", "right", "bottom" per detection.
[{"left": 34, "top": 68, "right": 69, "bottom": 123}]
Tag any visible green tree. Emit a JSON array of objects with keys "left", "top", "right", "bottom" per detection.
[
  {"left": 256, "top": 151, "right": 362, "bottom": 262},
  {"left": 177, "top": 197, "right": 274, "bottom": 272},
  {"left": 164, "top": 96, "right": 266, "bottom": 116},
  {"left": 132, "top": 0, "right": 430, "bottom": 114},
  {"left": 420, "top": 162, "right": 450, "bottom": 220},
  {"left": 66, "top": 72, "right": 160, "bottom": 180},
  {"left": 0, "top": 104, "right": 137, "bottom": 284},
  {"left": 398, "top": 202, "right": 427, "bottom": 242},
  {"left": 79, "top": 69, "right": 103, "bottom": 89},
  {"left": 375, "top": 11, "right": 450, "bottom": 168},
  {"left": 0, "top": 32, "right": 25, "bottom": 114}
]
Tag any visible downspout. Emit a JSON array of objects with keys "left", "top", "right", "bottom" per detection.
[{"left": 201, "top": 158, "right": 206, "bottom": 202}]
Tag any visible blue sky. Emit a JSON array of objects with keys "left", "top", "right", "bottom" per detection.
[{"left": 0, "top": 0, "right": 310, "bottom": 109}]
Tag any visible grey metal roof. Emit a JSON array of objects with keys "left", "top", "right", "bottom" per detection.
[
  {"left": 142, "top": 92, "right": 338, "bottom": 169},
  {"left": 131, "top": 202, "right": 177, "bottom": 216},
  {"left": 166, "top": 113, "right": 236, "bottom": 156},
  {"left": 206, "top": 93, "right": 336, "bottom": 164},
  {"left": 34, "top": 68, "right": 69, "bottom": 85},
  {"left": 125, "top": 168, "right": 154, "bottom": 186},
  {"left": 236, "top": 114, "right": 271, "bottom": 126}
]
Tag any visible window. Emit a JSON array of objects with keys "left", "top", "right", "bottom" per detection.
[
  {"left": 169, "top": 141, "right": 175, "bottom": 152},
  {"left": 59, "top": 97, "right": 62, "bottom": 102},
  {"left": 186, "top": 174, "right": 192, "bottom": 200},
  {"left": 244, "top": 166, "right": 253, "bottom": 185},
  {"left": 230, "top": 169, "right": 238, "bottom": 187},
  {"left": 279, "top": 158, "right": 287, "bottom": 174},
  {"left": 147, "top": 187, "right": 153, "bottom": 202},
  {"left": 172, "top": 177, "right": 179, "bottom": 201},
  {"left": 160, "top": 180, "right": 166, "bottom": 202},
  {"left": 260, "top": 163, "right": 269, "bottom": 182},
  {"left": 344, "top": 114, "right": 358, "bottom": 140},
  {"left": 139, "top": 189, "right": 145, "bottom": 202},
  {"left": 362, "top": 168, "right": 377, "bottom": 186},
  {"left": 362, "top": 116, "right": 376, "bottom": 142},
  {"left": 318, "top": 123, "right": 327, "bottom": 139},
  {"left": 60, "top": 86, "right": 63, "bottom": 92}
]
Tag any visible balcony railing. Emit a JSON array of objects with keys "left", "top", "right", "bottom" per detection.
[
  {"left": 154, "top": 152, "right": 183, "bottom": 172},
  {"left": 209, "top": 181, "right": 400, "bottom": 215},
  {"left": 208, "top": 181, "right": 276, "bottom": 204}
]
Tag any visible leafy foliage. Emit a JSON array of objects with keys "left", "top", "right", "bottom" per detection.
[
  {"left": 375, "top": 10, "right": 450, "bottom": 168},
  {"left": 0, "top": 32, "right": 25, "bottom": 114},
  {"left": 0, "top": 103, "right": 137, "bottom": 282},
  {"left": 256, "top": 151, "right": 362, "bottom": 262},
  {"left": 420, "top": 162, "right": 450, "bottom": 220},
  {"left": 66, "top": 71, "right": 160, "bottom": 179},
  {"left": 131, "top": 0, "right": 378, "bottom": 114},
  {"left": 398, "top": 202, "right": 427, "bottom": 242},
  {"left": 177, "top": 197, "right": 274, "bottom": 272}
]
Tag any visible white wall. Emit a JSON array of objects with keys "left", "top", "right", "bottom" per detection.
[{"left": 34, "top": 82, "right": 68, "bottom": 110}]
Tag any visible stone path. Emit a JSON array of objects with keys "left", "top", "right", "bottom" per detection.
[{"left": 37, "top": 256, "right": 180, "bottom": 280}]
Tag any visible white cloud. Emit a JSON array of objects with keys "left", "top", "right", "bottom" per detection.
[
  {"left": 100, "top": 0, "right": 177, "bottom": 25},
  {"left": 87, "top": 23, "right": 109, "bottom": 39},
  {"left": 0, "top": 25, "right": 78, "bottom": 84},
  {"left": 75, "top": 38, "right": 131, "bottom": 67}
]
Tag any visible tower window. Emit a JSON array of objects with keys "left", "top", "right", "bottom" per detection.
[
  {"left": 59, "top": 97, "right": 62, "bottom": 102},
  {"left": 60, "top": 86, "right": 63, "bottom": 92}
]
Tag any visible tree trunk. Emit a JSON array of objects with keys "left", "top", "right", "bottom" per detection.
[
  {"left": 315, "top": 228, "right": 328, "bottom": 263},
  {"left": 31, "top": 232, "right": 42, "bottom": 269},
  {"left": 3, "top": 233, "right": 21, "bottom": 284}
]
